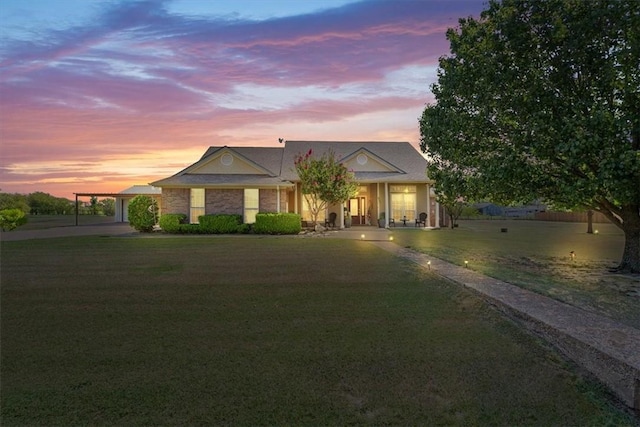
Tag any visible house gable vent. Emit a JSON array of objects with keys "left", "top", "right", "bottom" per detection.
[
  {"left": 342, "top": 148, "right": 403, "bottom": 173},
  {"left": 188, "top": 148, "right": 274, "bottom": 175}
]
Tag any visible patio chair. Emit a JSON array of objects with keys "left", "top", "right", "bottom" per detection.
[{"left": 415, "top": 212, "right": 428, "bottom": 227}]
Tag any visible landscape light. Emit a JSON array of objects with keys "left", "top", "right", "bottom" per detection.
[
  {"left": 427, "top": 260, "right": 431, "bottom": 270},
  {"left": 360, "top": 234, "right": 365, "bottom": 240},
  {"left": 464, "top": 260, "right": 469, "bottom": 268},
  {"left": 594, "top": 229, "right": 599, "bottom": 234},
  {"left": 570, "top": 251, "right": 576, "bottom": 261},
  {"left": 389, "top": 236, "right": 394, "bottom": 241}
]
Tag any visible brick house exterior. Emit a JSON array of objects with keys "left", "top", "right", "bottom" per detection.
[{"left": 150, "top": 141, "right": 440, "bottom": 228}]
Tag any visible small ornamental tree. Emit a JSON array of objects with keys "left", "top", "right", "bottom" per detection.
[
  {"left": 440, "top": 195, "right": 466, "bottom": 229},
  {"left": 128, "top": 195, "right": 159, "bottom": 232},
  {"left": 294, "top": 149, "right": 358, "bottom": 227}
]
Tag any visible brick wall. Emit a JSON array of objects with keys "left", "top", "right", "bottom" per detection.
[
  {"left": 259, "top": 189, "right": 287, "bottom": 212},
  {"left": 162, "top": 188, "right": 287, "bottom": 217},
  {"left": 206, "top": 189, "right": 243, "bottom": 214},
  {"left": 162, "top": 188, "right": 189, "bottom": 215}
]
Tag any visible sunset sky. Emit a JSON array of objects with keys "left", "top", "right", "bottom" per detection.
[{"left": 1, "top": 0, "right": 485, "bottom": 199}]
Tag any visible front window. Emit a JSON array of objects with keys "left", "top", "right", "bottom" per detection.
[
  {"left": 190, "top": 188, "right": 205, "bottom": 223},
  {"left": 390, "top": 185, "right": 416, "bottom": 223},
  {"left": 244, "top": 189, "right": 259, "bottom": 223}
]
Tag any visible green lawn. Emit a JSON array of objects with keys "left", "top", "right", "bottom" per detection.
[
  {"left": 17, "top": 214, "right": 115, "bottom": 230},
  {"left": 1, "top": 236, "right": 635, "bottom": 425},
  {"left": 390, "top": 220, "right": 640, "bottom": 330}
]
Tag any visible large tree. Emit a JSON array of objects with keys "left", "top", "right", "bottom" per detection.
[
  {"left": 420, "top": 0, "right": 640, "bottom": 272},
  {"left": 294, "top": 149, "right": 358, "bottom": 227}
]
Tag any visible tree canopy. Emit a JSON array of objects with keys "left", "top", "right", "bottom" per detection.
[
  {"left": 420, "top": 0, "right": 640, "bottom": 272},
  {"left": 294, "top": 149, "right": 358, "bottom": 227}
]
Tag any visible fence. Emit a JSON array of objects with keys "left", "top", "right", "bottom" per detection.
[{"left": 534, "top": 211, "right": 610, "bottom": 223}]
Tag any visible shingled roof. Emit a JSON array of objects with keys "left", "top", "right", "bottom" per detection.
[
  {"left": 150, "top": 141, "right": 431, "bottom": 188},
  {"left": 280, "top": 141, "right": 431, "bottom": 183}
]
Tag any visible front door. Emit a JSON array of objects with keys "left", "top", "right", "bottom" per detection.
[{"left": 348, "top": 197, "right": 367, "bottom": 225}]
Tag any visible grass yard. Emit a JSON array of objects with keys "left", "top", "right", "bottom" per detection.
[
  {"left": 1, "top": 236, "right": 636, "bottom": 425},
  {"left": 391, "top": 220, "right": 640, "bottom": 330},
  {"left": 17, "top": 214, "right": 115, "bottom": 230}
]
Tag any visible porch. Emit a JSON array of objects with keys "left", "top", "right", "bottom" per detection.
[{"left": 291, "top": 182, "right": 441, "bottom": 229}]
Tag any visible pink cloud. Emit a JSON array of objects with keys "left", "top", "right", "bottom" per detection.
[{"left": 0, "top": 0, "right": 485, "bottom": 197}]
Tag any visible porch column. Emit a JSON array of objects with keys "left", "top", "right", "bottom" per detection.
[
  {"left": 435, "top": 198, "right": 440, "bottom": 228},
  {"left": 276, "top": 185, "right": 280, "bottom": 213},
  {"left": 339, "top": 203, "right": 344, "bottom": 229},
  {"left": 385, "top": 182, "right": 390, "bottom": 228},
  {"left": 426, "top": 184, "right": 431, "bottom": 227},
  {"left": 376, "top": 182, "right": 381, "bottom": 223}
]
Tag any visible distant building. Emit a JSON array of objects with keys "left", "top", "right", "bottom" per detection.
[
  {"left": 473, "top": 202, "right": 503, "bottom": 216},
  {"left": 471, "top": 201, "right": 546, "bottom": 218},
  {"left": 502, "top": 202, "right": 546, "bottom": 218}
]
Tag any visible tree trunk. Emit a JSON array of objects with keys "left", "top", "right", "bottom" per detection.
[
  {"left": 593, "top": 201, "right": 639, "bottom": 273},
  {"left": 586, "top": 210, "right": 593, "bottom": 234},
  {"left": 618, "top": 228, "right": 640, "bottom": 273},
  {"left": 617, "top": 206, "right": 640, "bottom": 273}
]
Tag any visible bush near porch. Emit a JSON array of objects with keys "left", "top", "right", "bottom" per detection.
[
  {"left": 158, "top": 213, "right": 188, "bottom": 232},
  {"left": 157, "top": 213, "right": 301, "bottom": 235},
  {"left": 253, "top": 212, "right": 301, "bottom": 234},
  {"left": 198, "top": 214, "right": 243, "bottom": 234}
]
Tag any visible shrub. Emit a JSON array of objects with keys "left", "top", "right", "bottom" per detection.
[
  {"left": 159, "top": 213, "right": 187, "bottom": 233},
  {"left": 198, "top": 214, "right": 242, "bottom": 234},
  {"left": 0, "top": 208, "right": 28, "bottom": 231},
  {"left": 254, "top": 213, "right": 301, "bottom": 234},
  {"left": 176, "top": 224, "right": 203, "bottom": 234},
  {"left": 128, "top": 195, "right": 159, "bottom": 232},
  {"left": 237, "top": 223, "right": 252, "bottom": 234}
]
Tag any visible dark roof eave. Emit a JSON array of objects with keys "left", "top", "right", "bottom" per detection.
[
  {"left": 354, "top": 179, "right": 435, "bottom": 184},
  {"left": 154, "top": 182, "right": 295, "bottom": 189}
]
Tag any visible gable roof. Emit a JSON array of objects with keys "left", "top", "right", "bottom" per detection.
[
  {"left": 150, "top": 146, "right": 292, "bottom": 188},
  {"left": 195, "top": 146, "right": 282, "bottom": 176},
  {"left": 340, "top": 147, "right": 404, "bottom": 173},
  {"left": 150, "top": 141, "right": 432, "bottom": 188},
  {"left": 118, "top": 185, "right": 162, "bottom": 195},
  {"left": 280, "top": 141, "right": 431, "bottom": 184}
]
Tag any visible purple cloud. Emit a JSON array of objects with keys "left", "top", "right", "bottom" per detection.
[{"left": 0, "top": 0, "right": 485, "bottom": 196}]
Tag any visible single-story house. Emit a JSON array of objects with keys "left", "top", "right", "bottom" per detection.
[{"left": 150, "top": 140, "right": 440, "bottom": 228}]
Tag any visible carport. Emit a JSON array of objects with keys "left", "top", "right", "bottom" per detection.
[{"left": 73, "top": 185, "right": 162, "bottom": 225}]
